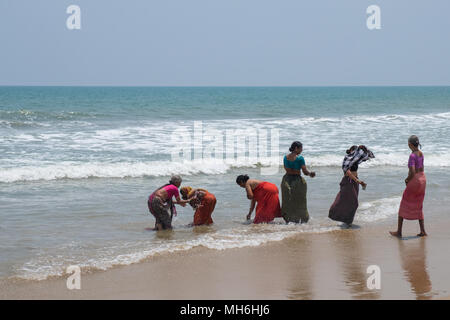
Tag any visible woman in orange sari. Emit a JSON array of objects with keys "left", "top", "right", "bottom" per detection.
[
  {"left": 180, "top": 186, "right": 216, "bottom": 226},
  {"left": 390, "top": 135, "right": 427, "bottom": 237},
  {"left": 236, "top": 175, "right": 281, "bottom": 223}
]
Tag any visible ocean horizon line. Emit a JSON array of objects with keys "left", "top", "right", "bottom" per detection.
[{"left": 1, "top": 85, "right": 450, "bottom": 88}]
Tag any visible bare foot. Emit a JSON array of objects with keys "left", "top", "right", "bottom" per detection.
[
  {"left": 417, "top": 232, "right": 428, "bottom": 237},
  {"left": 389, "top": 231, "right": 402, "bottom": 238}
]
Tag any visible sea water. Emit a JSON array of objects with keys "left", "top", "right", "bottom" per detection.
[{"left": 1, "top": 86, "right": 449, "bottom": 280}]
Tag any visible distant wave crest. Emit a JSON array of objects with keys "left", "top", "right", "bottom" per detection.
[{"left": 1, "top": 153, "right": 449, "bottom": 183}]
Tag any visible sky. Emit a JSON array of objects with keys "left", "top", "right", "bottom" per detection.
[{"left": 0, "top": 0, "right": 449, "bottom": 86}]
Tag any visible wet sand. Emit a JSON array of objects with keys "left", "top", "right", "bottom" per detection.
[{"left": 1, "top": 219, "right": 449, "bottom": 300}]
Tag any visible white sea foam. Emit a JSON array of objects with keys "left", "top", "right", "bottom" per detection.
[
  {"left": 1, "top": 152, "right": 449, "bottom": 183},
  {"left": 13, "top": 195, "right": 399, "bottom": 281},
  {"left": 2, "top": 111, "right": 450, "bottom": 182},
  {"left": 355, "top": 196, "right": 401, "bottom": 222},
  {"left": 14, "top": 223, "right": 340, "bottom": 280}
]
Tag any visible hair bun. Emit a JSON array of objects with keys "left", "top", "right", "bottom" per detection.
[
  {"left": 289, "top": 141, "right": 303, "bottom": 152},
  {"left": 408, "top": 135, "right": 420, "bottom": 147}
]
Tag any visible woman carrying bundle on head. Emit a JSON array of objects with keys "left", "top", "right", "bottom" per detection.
[
  {"left": 281, "top": 141, "right": 316, "bottom": 224},
  {"left": 236, "top": 175, "right": 281, "bottom": 224},
  {"left": 147, "top": 175, "right": 193, "bottom": 230},
  {"left": 180, "top": 186, "right": 216, "bottom": 226},
  {"left": 390, "top": 135, "right": 427, "bottom": 237},
  {"left": 329, "top": 145, "right": 375, "bottom": 226}
]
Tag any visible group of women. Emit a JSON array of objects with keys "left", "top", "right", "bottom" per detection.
[
  {"left": 147, "top": 177, "right": 217, "bottom": 230},
  {"left": 147, "top": 135, "right": 428, "bottom": 237}
]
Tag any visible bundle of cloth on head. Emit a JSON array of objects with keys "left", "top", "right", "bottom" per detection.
[
  {"left": 328, "top": 146, "right": 375, "bottom": 225},
  {"left": 342, "top": 146, "right": 375, "bottom": 173},
  {"left": 180, "top": 186, "right": 194, "bottom": 200},
  {"left": 180, "top": 186, "right": 216, "bottom": 226}
]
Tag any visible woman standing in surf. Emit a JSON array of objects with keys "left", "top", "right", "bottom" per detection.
[
  {"left": 281, "top": 141, "right": 316, "bottom": 224},
  {"left": 180, "top": 186, "right": 216, "bottom": 226},
  {"left": 328, "top": 145, "right": 374, "bottom": 226},
  {"left": 236, "top": 175, "right": 281, "bottom": 224},
  {"left": 147, "top": 175, "right": 193, "bottom": 230},
  {"left": 390, "top": 135, "right": 427, "bottom": 237}
]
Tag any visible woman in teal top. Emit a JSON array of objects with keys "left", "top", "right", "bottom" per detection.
[
  {"left": 284, "top": 153, "right": 306, "bottom": 171},
  {"left": 281, "top": 141, "right": 316, "bottom": 223}
]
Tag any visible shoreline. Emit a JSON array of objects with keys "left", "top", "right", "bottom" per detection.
[{"left": 1, "top": 217, "right": 449, "bottom": 300}]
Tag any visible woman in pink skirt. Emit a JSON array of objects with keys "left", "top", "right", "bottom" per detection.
[{"left": 390, "top": 135, "right": 427, "bottom": 238}]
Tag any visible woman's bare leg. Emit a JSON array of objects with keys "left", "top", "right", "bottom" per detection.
[
  {"left": 418, "top": 219, "right": 428, "bottom": 236},
  {"left": 390, "top": 216, "right": 403, "bottom": 237}
]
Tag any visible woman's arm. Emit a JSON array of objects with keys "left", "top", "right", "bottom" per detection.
[
  {"left": 246, "top": 198, "right": 256, "bottom": 220},
  {"left": 405, "top": 154, "right": 417, "bottom": 184},
  {"left": 346, "top": 170, "right": 366, "bottom": 187},
  {"left": 174, "top": 196, "right": 192, "bottom": 207},
  {"left": 245, "top": 182, "right": 254, "bottom": 200},
  {"left": 405, "top": 166, "right": 416, "bottom": 185},
  {"left": 190, "top": 191, "right": 204, "bottom": 209},
  {"left": 301, "top": 165, "right": 316, "bottom": 177}
]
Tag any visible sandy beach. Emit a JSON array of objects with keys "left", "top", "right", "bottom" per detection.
[
  {"left": 2, "top": 0, "right": 450, "bottom": 304},
  {"left": 1, "top": 217, "right": 449, "bottom": 300}
]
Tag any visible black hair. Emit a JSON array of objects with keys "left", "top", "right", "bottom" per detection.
[
  {"left": 346, "top": 145, "right": 358, "bottom": 154},
  {"left": 408, "top": 135, "right": 421, "bottom": 148},
  {"left": 289, "top": 141, "right": 303, "bottom": 152},
  {"left": 236, "top": 174, "right": 250, "bottom": 184}
]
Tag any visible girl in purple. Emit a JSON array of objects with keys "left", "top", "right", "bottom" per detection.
[
  {"left": 148, "top": 175, "right": 193, "bottom": 230},
  {"left": 390, "top": 135, "right": 427, "bottom": 238}
]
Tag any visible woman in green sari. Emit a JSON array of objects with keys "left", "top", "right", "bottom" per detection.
[{"left": 281, "top": 141, "right": 316, "bottom": 223}]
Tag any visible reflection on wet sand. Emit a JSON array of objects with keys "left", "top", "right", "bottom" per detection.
[
  {"left": 192, "top": 225, "right": 216, "bottom": 235},
  {"left": 398, "top": 238, "right": 433, "bottom": 300},
  {"left": 154, "top": 229, "right": 175, "bottom": 240},
  {"left": 285, "top": 229, "right": 384, "bottom": 300},
  {"left": 330, "top": 229, "right": 380, "bottom": 299},
  {"left": 285, "top": 237, "right": 313, "bottom": 300}
]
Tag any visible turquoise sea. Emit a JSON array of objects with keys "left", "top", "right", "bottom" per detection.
[{"left": 1, "top": 86, "right": 450, "bottom": 280}]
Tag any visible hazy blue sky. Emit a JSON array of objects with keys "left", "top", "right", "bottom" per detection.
[{"left": 1, "top": 0, "right": 449, "bottom": 86}]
